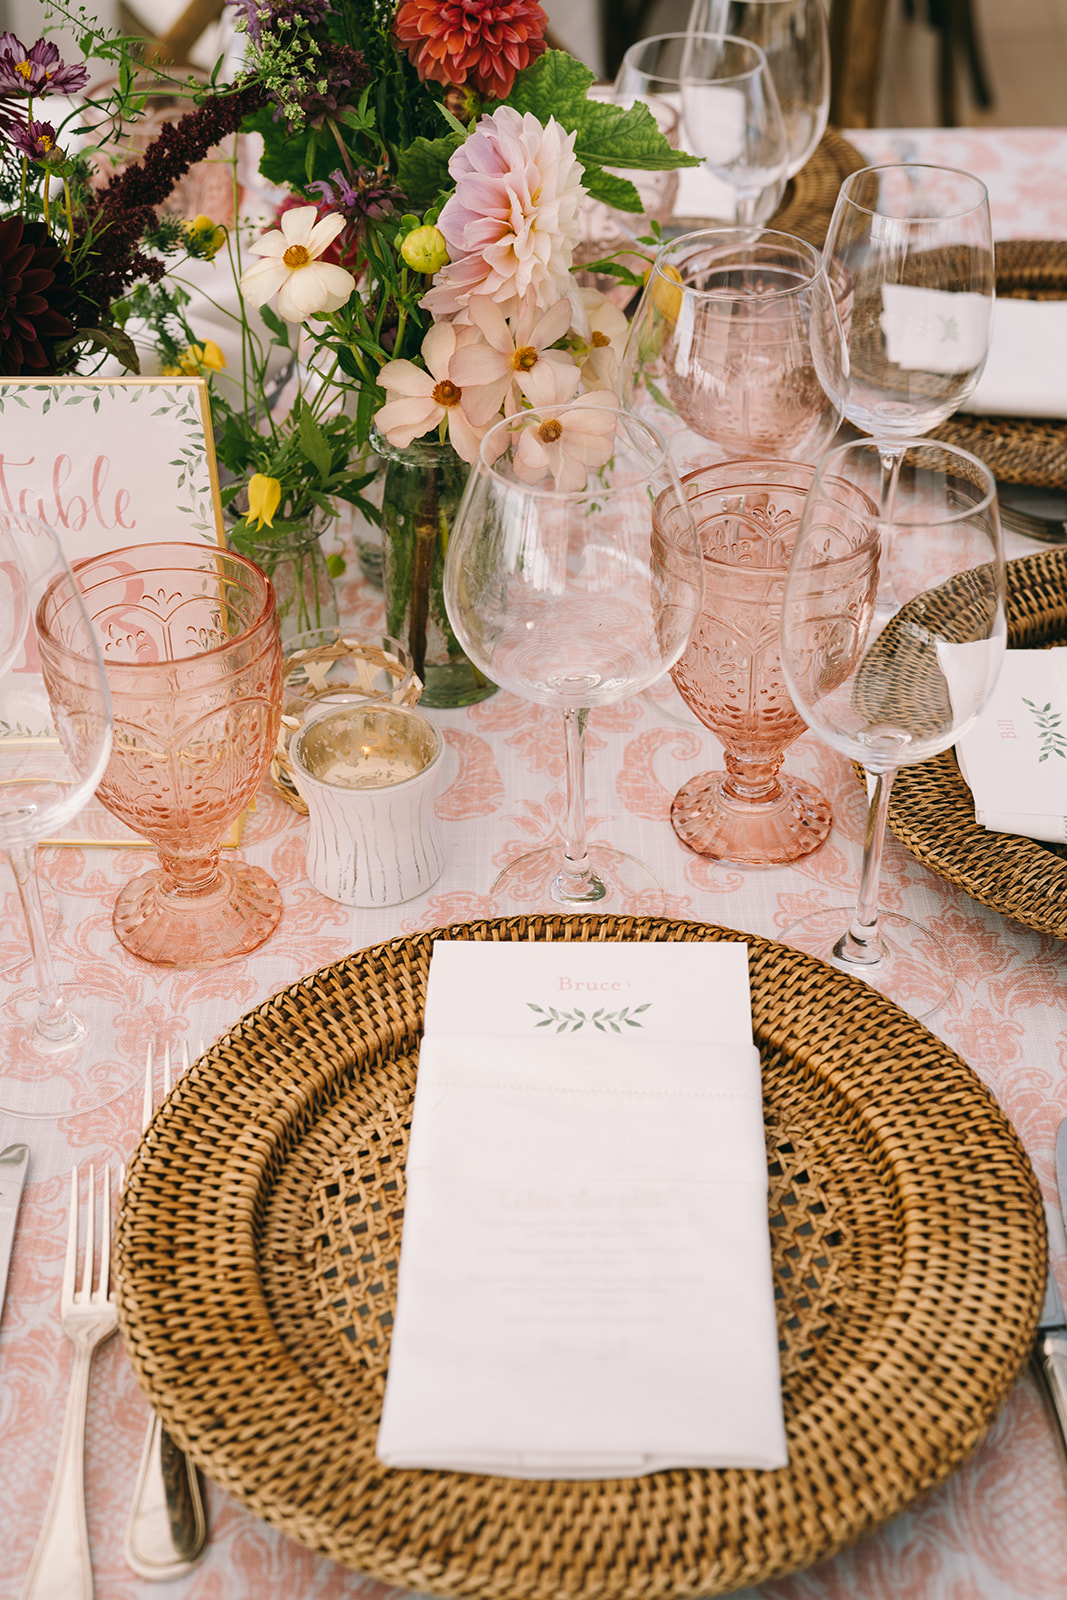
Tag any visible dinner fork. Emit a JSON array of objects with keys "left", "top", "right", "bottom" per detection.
[
  {"left": 124, "top": 1043, "right": 207, "bottom": 1580},
  {"left": 20, "top": 1166, "right": 119, "bottom": 1600},
  {"left": 999, "top": 501, "right": 1067, "bottom": 544}
]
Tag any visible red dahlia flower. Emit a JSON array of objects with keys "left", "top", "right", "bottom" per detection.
[{"left": 394, "top": 0, "right": 548, "bottom": 101}]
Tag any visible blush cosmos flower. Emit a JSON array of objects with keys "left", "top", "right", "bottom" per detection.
[
  {"left": 374, "top": 322, "right": 489, "bottom": 464},
  {"left": 0, "top": 34, "right": 88, "bottom": 97},
  {"left": 421, "top": 106, "right": 585, "bottom": 321},
  {"left": 239, "top": 205, "right": 355, "bottom": 323},
  {"left": 450, "top": 297, "right": 580, "bottom": 426},
  {"left": 394, "top": 0, "right": 548, "bottom": 100},
  {"left": 512, "top": 394, "right": 618, "bottom": 492}
]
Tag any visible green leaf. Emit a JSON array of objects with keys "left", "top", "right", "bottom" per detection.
[
  {"left": 297, "top": 403, "right": 333, "bottom": 479},
  {"left": 258, "top": 305, "right": 291, "bottom": 347},
  {"left": 396, "top": 131, "right": 464, "bottom": 212},
  {"left": 579, "top": 164, "right": 644, "bottom": 214},
  {"left": 436, "top": 101, "right": 471, "bottom": 138}
]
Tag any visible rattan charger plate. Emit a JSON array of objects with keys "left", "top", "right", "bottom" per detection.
[
  {"left": 888, "top": 546, "right": 1067, "bottom": 937},
  {"left": 117, "top": 915, "right": 1045, "bottom": 1599},
  {"left": 769, "top": 127, "right": 866, "bottom": 248},
  {"left": 933, "top": 240, "right": 1067, "bottom": 488}
]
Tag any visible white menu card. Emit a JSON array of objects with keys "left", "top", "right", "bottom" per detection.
[
  {"left": 956, "top": 648, "right": 1067, "bottom": 842},
  {"left": 376, "top": 939, "right": 788, "bottom": 1479}
]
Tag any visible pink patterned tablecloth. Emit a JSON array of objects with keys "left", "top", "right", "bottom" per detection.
[{"left": 3, "top": 127, "right": 1067, "bottom": 1600}]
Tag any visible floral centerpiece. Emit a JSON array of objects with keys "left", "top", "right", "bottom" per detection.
[{"left": 4, "top": 1, "right": 695, "bottom": 698}]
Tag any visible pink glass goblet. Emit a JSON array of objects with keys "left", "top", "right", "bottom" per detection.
[
  {"left": 39, "top": 543, "right": 283, "bottom": 967},
  {"left": 669, "top": 459, "right": 848, "bottom": 864}
]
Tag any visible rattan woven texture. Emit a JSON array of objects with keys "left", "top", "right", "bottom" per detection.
[
  {"left": 933, "top": 240, "right": 1067, "bottom": 488},
  {"left": 769, "top": 127, "right": 866, "bottom": 249},
  {"left": 888, "top": 547, "right": 1067, "bottom": 936},
  {"left": 116, "top": 916, "right": 1045, "bottom": 1599}
]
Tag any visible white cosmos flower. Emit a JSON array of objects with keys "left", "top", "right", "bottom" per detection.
[{"left": 239, "top": 205, "right": 355, "bottom": 323}]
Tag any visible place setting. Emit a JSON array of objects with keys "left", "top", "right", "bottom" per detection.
[{"left": 3, "top": 2, "right": 1067, "bottom": 1598}]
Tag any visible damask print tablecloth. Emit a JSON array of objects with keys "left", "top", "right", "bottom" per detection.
[{"left": 3, "top": 127, "right": 1067, "bottom": 1600}]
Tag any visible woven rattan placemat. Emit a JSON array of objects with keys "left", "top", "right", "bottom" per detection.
[
  {"left": 116, "top": 915, "right": 1045, "bottom": 1599},
  {"left": 933, "top": 240, "right": 1067, "bottom": 487},
  {"left": 770, "top": 127, "right": 865, "bottom": 248},
  {"left": 888, "top": 546, "right": 1067, "bottom": 937}
]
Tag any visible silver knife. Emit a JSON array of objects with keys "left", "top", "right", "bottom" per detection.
[
  {"left": 0, "top": 1143, "right": 29, "bottom": 1321},
  {"left": 1033, "top": 1120, "right": 1067, "bottom": 1474}
]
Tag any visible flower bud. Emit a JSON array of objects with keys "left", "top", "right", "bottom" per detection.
[
  {"left": 246, "top": 474, "right": 282, "bottom": 531},
  {"left": 443, "top": 83, "right": 481, "bottom": 123},
  {"left": 187, "top": 214, "right": 227, "bottom": 259},
  {"left": 400, "top": 225, "right": 449, "bottom": 276}
]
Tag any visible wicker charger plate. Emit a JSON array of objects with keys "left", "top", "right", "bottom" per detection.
[
  {"left": 116, "top": 915, "right": 1044, "bottom": 1599},
  {"left": 933, "top": 240, "right": 1067, "bottom": 488},
  {"left": 769, "top": 127, "right": 866, "bottom": 249},
  {"left": 888, "top": 546, "right": 1067, "bottom": 937}
]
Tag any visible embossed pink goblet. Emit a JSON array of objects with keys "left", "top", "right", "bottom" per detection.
[
  {"left": 669, "top": 460, "right": 837, "bottom": 864},
  {"left": 39, "top": 543, "right": 282, "bottom": 966}
]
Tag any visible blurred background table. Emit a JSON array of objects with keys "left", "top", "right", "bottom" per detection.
[{"left": 2, "top": 125, "right": 1067, "bottom": 1600}]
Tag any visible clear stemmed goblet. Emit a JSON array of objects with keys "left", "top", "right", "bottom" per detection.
[
  {"left": 620, "top": 227, "right": 848, "bottom": 475},
  {"left": 0, "top": 512, "right": 119, "bottom": 1120},
  {"left": 779, "top": 439, "right": 1006, "bottom": 1019},
  {"left": 669, "top": 459, "right": 870, "bottom": 865},
  {"left": 823, "top": 163, "right": 995, "bottom": 560},
  {"left": 40, "top": 542, "right": 283, "bottom": 968},
  {"left": 686, "top": 0, "right": 830, "bottom": 178},
  {"left": 444, "top": 399, "right": 703, "bottom": 914},
  {"left": 615, "top": 33, "right": 788, "bottom": 228}
]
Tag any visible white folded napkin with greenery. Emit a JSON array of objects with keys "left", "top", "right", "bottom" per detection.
[
  {"left": 956, "top": 648, "right": 1067, "bottom": 842},
  {"left": 375, "top": 939, "right": 787, "bottom": 1479}
]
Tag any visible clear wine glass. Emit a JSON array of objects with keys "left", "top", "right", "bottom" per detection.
[
  {"left": 615, "top": 33, "right": 788, "bottom": 228},
  {"left": 619, "top": 227, "right": 848, "bottom": 475},
  {"left": 687, "top": 0, "right": 830, "bottom": 177},
  {"left": 778, "top": 438, "right": 1006, "bottom": 1019},
  {"left": 823, "top": 163, "right": 995, "bottom": 572},
  {"left": 0, "top": 512, "right": 120, "bottom": 1120},
  {"left": 443, "top": 398, "right": 703, "bottom": 915}
]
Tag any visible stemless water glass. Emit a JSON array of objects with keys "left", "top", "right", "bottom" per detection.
[
  {"left": 0, "top": 512, "right": 120, "bottom": 1120},
  {"left": 41, "top": 543, "right": 283, "bottom": 968},
  {"left": 444, "top": 399, "right": 703, "bottom": 914},
  {"left": 779, "top": 439, "right": 1005, "bottom": 1019},
  {"left": 686, "top": 0, "right": 830, "bottom": 177},
  {"left": 615, "top": 33, "right": 788, "bottom": 228},
  {"left": 621, "top": 227, "right": 847, "bottom": 474}
]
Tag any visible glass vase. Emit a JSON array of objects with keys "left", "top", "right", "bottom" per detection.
[
  {"left": 227, "top": 509, "right": 339, "bottom": 646},
  {"left": 372, "top": 431, "right": 497, "bottom": 708}
]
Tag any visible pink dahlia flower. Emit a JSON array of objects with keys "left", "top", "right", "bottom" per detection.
[
  {"left": 421, "top": 106, "right": 585, "bottom": 321},
  {"left": 512, "top": 394, "right": 618, "bottom": 493},
  {"left": 374, "top": 322, "right": 489, "bottom": 465},
  {"left": 450, "top": 297, "right": 580, "bottom": 426},
  {"left": 394, "top": 0, "right": 548, "bottom": 101}
]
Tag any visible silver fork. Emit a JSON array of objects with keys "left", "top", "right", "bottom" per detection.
[
  {"left": 20, "top": 1166, "right": 119, "bottom": 1600},
  {"left": 124, "top": 1042, "right": 207, "bottom": 1580},
  {"left": 1000, "top": 501, "right": 1067, "bottom": 544}
]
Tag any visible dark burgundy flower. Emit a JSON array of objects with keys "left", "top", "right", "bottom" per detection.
[
  {"left": 9, "top": 117, "right": 64, "bottom": 166},
  {"left": 0, "top": 217, "right": 74, "bottom": 374},
  {"left": 0, "top": 34, "right": 89, "bottom": 98}
]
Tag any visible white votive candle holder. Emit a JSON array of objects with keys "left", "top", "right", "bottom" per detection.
[{"left": 290, "top": 705, "right": 445, "bottom": 907}]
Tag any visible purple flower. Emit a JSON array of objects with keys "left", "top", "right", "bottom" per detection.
[
  {"left": 0, "top": 34, "right": 89, "bottom": 98},
  {"left": 8, "top": 118, "right": 63, "bottom": 165},
  {"left": 309, "top": 167, "right": 406, "bottom": 226},
  {"left": 225, "top": 0, "right": 331, "bottom": 48}
]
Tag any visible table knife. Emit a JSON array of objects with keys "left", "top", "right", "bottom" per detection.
[
  {"left": 1032, "top": 1263, "right": 1067, "bottom": 1478},
  {"left": 0, "top": 1142, "right": 28, "bottom": 1321}
]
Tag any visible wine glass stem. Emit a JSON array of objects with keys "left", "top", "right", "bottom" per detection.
[
  {"left": 554, "top": 708, "right": 606, "bottom": 905},
  {"left": 875, "top": 445, "right": 904, "bottom": 615},
  {"left": 834, "top": 766, "right": 897, "bottom": 968},
  {"left": 8, "top": 843, "right": 83, "bottom": 1046}
]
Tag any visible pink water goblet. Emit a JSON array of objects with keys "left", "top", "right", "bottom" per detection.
[
  {"left": 39, "top": 543, "right": 283, "bottom": 967},
  {"left": 669, "top": 459, "right": 869, "bottom": 865}
]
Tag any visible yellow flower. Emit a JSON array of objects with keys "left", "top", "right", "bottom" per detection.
[
  {"left": 164, "top": 341, "right": 227, "bottom": 377},
  {"left": 246, "top": 474, "right": 282, "bottom": 531},
  {"left": 187, "top": 214, "right": 227, "bottom": 259},
  {"left": 648, "top": 262, "right": 684, "bottom": 324},
  {"left": 400, "top": 225, "right": 449, "bottom": 276}
]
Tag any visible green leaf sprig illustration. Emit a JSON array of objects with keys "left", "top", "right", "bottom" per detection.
[
  {"left": 1023, "top": 697, "right": 1067, "bottom": 761},
  {"left": 526, "top": 1003, "right": 651, "bottom": 1034}
]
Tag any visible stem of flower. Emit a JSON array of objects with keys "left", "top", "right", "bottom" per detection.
[
  {"left": 61, "top": 176, "right": 75, "bottom": 257},
  {"left": 326, "top": 114, "right": 356, "bottom": 179}
]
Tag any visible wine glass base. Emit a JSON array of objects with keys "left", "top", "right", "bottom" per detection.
[
  {"left": 114, "top": 860, "right": 283, "bottom": 968},
  {"left": 0, "top": 986, "right": 141, "bottom": 1119},
  {"left": 489, "top": 844, "right": 666, "bottom": 918},
  {"left": 671, "top": 771, "right": 831, "bottom": 865},
  {"left": 780, "top": 905, "right": 955, "bottom": 1021}
]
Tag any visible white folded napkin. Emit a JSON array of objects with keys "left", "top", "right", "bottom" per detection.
[
  {"left": 375, "top": 939, "right": 788, "bottom": 1480},
  {"left": 955, "top": 648, "right": 1067, "bottom": 843},
  {"left": 962, "top": 297, "right": 1067, "bottom": 418}
]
